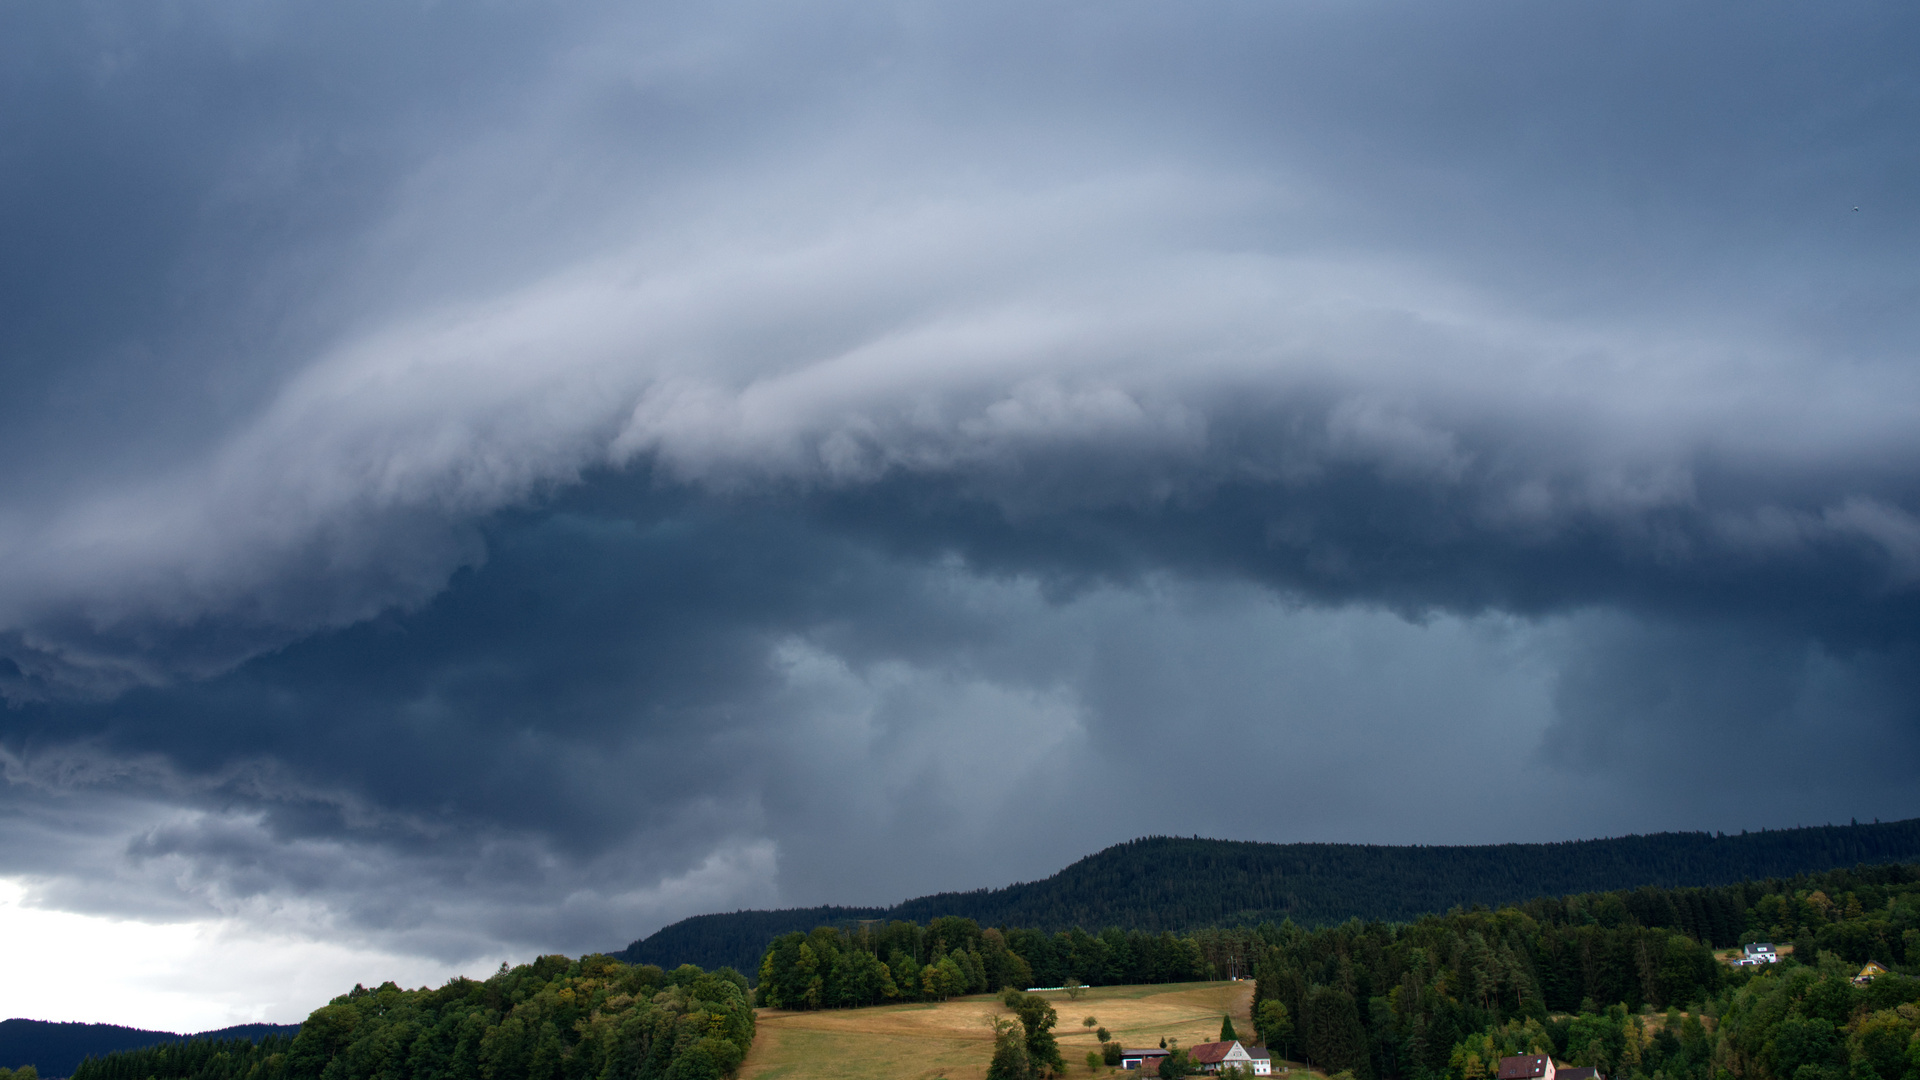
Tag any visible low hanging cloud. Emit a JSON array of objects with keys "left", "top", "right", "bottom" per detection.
[{"left": 0, "top": 0, "right": 1918, "bottom": 1001}]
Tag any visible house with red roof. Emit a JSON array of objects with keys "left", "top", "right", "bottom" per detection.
[{"left": 1188, "top": 1040, "right": 1273, "bottom": 1075}]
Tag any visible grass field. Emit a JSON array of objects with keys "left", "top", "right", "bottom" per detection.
[{"left": 741, "top": 980, "right": 1263, "bottom": 1080}]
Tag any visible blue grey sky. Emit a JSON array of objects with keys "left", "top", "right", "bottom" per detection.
[{"left": 1, "top": 0, "right": 1918, "bottom": 1028}]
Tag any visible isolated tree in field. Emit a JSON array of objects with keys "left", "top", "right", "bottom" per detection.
[
  {"left": 1085, "top": 1016, "right": 1099, "bottom": 1030},
  {"left": 1096, "top": 1025, "right": 1111, "bottom": 1043},
  {"left": 1003, "top": 988, "right": 1065, "bottom": 1074},
  {"left": 1221, "top": 1015, "right": 1238, "bottom": 1041},
  {"left": 987, "top": 1024, "right": 1033, "bottom": 1080},
  {"left": 1104, "top": 1041, "right": 1124, "bottom": 1066},
  {"left": 1086, "top": 1049, "right": 1104, "bottom": 1072},
  {"left": 1066, "top": 977, "right": 1087, "bottom": 999}
]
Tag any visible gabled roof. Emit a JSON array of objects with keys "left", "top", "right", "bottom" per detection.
[
  {"left": 1190, "top": 1041, "right": 1239, "bottom": 1064},
  {"left": 1498, "top": 1055, "right": 1552, "bottom": 1080},
  {"left": 1246, "top": 1046, "right": 1273, "bottom": 1060},
  {"left": 1558, "top": 1067, "right": 1603, "bottom": 1080}
]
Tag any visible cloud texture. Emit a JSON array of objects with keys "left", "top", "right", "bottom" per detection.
[{"left": 2, "top": 0, "right": 1919, "bottom": 1024}]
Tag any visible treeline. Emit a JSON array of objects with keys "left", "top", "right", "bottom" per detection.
[
  {"left": 619, "top": 821, "right": 1920, "bottom": 975},
  {"left": 754, "top": 860, "right": 1920, "bottom": 1080},
  {"left": 70, "top": 955, "right": 754, "bottom": 1080},
  {"left": 756, "top": 917, "right": 1211, "bottom": 1009},
  {"left": 1246, "top": 862, "right": 1920, "bottom": 1080},
  {"left": 1429, "top": 952, "right": 1920, "bottom": 1080}
]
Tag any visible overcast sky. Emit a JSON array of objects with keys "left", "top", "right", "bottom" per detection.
[{"left": 3, "top": 0, "right": 1919, "bottom": 1032}]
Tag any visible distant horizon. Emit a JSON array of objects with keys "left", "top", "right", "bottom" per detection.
[
  {"left": 0, "top": 1020, "right": 302, "bottom": 1037},
  {"left": 654, "top": 817, "right": 1919, "bottom": 916},
  {"left": 612, "top": 819, "right": 1920, "bottom": 977}
]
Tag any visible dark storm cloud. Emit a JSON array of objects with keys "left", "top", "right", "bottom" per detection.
[{"left": 1, "top": 0, "right": 1919, "bottom": 966}]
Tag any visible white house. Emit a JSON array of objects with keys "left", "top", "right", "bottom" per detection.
[{"left": 1190, "top": 1041, "right": 1272, "bottom": 1075}]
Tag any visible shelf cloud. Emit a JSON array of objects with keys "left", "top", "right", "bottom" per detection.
[{"left": 0, "top": 0, "right": 1916, "bottom": 1019}]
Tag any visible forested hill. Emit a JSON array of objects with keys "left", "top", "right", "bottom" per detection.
[
  {"left": 0, "top": 1020, "right": 299, "bottom": 1078},
  {"left": 614, "top": 817, "right": 1920, "bottom": 976}
]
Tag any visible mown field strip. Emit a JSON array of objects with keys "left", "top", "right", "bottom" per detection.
[{"left": 742, "top": 980, "right": 1259, "bottom": 1080}]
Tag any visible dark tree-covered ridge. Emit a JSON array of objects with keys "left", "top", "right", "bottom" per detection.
[
  {"left": 616, "top": 819, "right": 1920, "bottom": 975},
  {"left": 0, "top": 1022, "right": 299, "bottom": 1080}
]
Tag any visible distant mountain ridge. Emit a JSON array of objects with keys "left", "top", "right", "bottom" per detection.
[
  {"left": 0, "top": 1019, "right": 301, "bottom": 1078},
  {"left": 614, "top": 818, "right": 1920, "bottom": 976}
]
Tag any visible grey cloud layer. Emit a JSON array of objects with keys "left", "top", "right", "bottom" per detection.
[{"left": 1, "top": 0, "right": 1918, "bottom": 967}]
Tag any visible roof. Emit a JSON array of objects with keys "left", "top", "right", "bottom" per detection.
[
  {"left": 1122, "top": 1049, "right": 1170, "bottom": 1058},
  {"left": 1558, "top": 1068, "right": 1603, "bottom": 1080},
  {"left": 1190, "top": 1041, "right": 1238, "bottom": 1064},
  {"left": 1498, "top": 1056, "right": 1553, "bottom": 1080},
  {"left": 1247, "top": 1046, "right": 1273, "bottom": 1060}
]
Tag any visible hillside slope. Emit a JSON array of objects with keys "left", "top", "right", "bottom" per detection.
[
  {"left": 740, "top": 980, "right": 1252, "bottom": 1080},
  {"left": 0, "top": 1020, "right": 300, "bottom": 1078},
  {"left": 615, "top": 818, "right": 1920, "bottom": 975}
]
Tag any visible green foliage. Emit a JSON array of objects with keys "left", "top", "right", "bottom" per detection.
[
  {"left": 1221, "top": 1015, "right": 1238, "bottom": 1041},
  {"left": 1, "top": 1067, "right": 41, "bottom": 1080},
  {"left": 71, "top": 956, "right": 753, "bottom": 1080},
  {"left": 985, "top": 1024, "right": 1031, "bottom": 1080},
  {"left": 1257, "top": 1000, "right": 1295, "bottom": 1058},
  {"left": 754, "top": 919, "right": 1208, "bottom": 1009},
  {"left": 1001, "top": 990, "right": 1064, "bottom": 1074},
  {"left": 1248, "top": 863, "right": 1920, "bottom": 1080}
]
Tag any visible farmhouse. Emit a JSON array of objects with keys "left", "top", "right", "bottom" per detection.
[
  {"left": 1188, "top": 1040, "right": 1273, "bottom": 1075},
  {"left": 1121, "top": 1048, "right": 1171, "bottom": 1071},
  {"left": 1498, "top": 1055, "right": 1556, "bottom": 1080},
  {"left": 1854, "top": 961, "right": 1888, "bottom": 985},
  {"left": 1738, "top": 943, "right": 1779, "bottom": 965}
]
